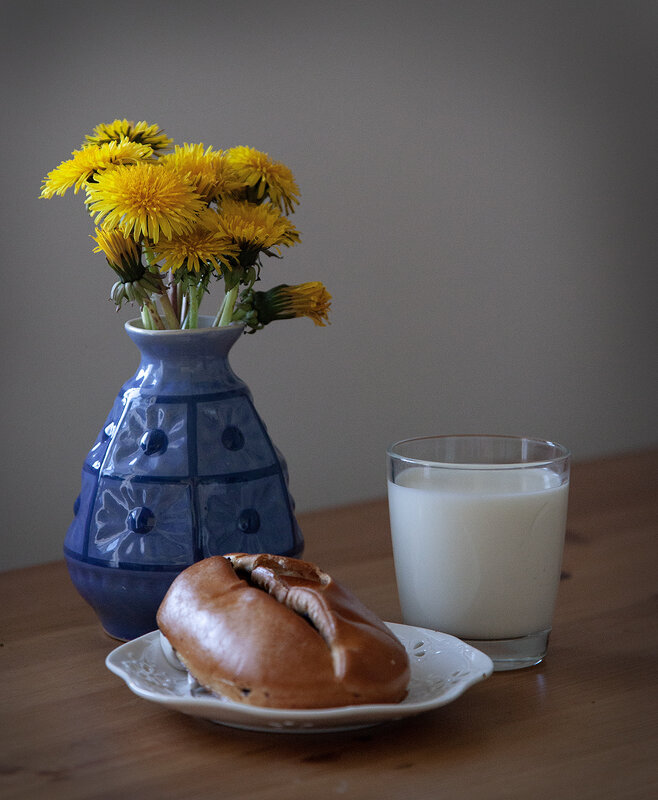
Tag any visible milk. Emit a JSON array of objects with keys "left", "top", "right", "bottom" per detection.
[{"left": 388, "top": 466, "right": 569, "bottom": 639}]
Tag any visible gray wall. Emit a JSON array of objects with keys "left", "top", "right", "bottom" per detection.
[{"left": 2, "top": 1, "right": 656, "bottom": 570}]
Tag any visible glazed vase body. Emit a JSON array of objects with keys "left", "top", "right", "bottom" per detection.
[{"left": 64, "top": 317, "right": 303, "bottom": 640}]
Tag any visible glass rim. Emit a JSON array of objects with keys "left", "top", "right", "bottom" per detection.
[{"left": 387, "top": 434, "right": 571, "bottom": 470}]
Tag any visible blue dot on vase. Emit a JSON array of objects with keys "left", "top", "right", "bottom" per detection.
[
  {"left": 140, "top": 428, "right": 168, "bottom": 456},
  {"left": 237, "top": 508, "right": 261, "bottom": 534},
  {"left": 127, "top": 506, "right": 156, "bottom": 534},
  {"left": 221, "top": 425, "right": 245, "bottom": 451}
]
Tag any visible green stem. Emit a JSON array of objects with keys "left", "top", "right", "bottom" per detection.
[
  {"left": 180, "top": 292, "right": 188, "bottom": 327},
  {"left": 167, "top": 270, "right": 180, "bottom": 319},
  {"left": 143, "top": 244, "right": 157, "bottom": 267},
  {"left": 217, "top": 285, "right": 239, "bottom": 327},
  {"left": 188, "top": 285, "right": 200, "bottom": 329},
  {"left": 159, "top": 292, "right": 181, "bottom": 329},
  {"left": 212, "top": 292, "right": 228, "bottom": 326},
  {"left": 141, "top": 306, "right": 152, "bottom": 329},
  {"left": 143, "top": 296, "right": 165, "bottom": 330}
]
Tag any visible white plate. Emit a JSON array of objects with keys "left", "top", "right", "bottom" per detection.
[{"left": 105, "top": 623, "right": 493, "bottom": 733}]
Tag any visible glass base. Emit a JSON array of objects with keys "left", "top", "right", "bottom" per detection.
[{"left": 463, "top": 629, "right": 551, "bottom": 671}]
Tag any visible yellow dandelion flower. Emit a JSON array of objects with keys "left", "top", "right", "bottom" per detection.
[
  {"left": 40, "top": 139, "right": 153, "bottom": 198},
  {"left": 85, "top": 119, "right": 173, "bottom": 153},
  {"left": 239, "top": 282, "right": 331, "bottom": 330},
  {"left": 216, "top": 200, "right": 300, "bottom": 260},
  {"left": 85, "top": 162, "right": 206, "bottom": 244},
  {"left": 225, "top": 146, "right": 300, "bottom": 214},
  {"left": 92, "top": 226, "right": 142, "bottom": 279},
  {"left": 159, "top": 143, "right": 243, "bottom": 203},
  {"left": 212, "top": 153, "right": 247, "bottom": 202},
  {"left": 152, "top": 213, "right": 239, "bottom": 274},
  {"left": 92, "top": 226, "right": 164, "bottom": 309},
  {"left": 264, "top": 282, "right": 331, "bottom": 326}
]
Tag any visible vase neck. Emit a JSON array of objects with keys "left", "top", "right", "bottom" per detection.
[{"left": 124, "top": 321, "right": 246, "bottom": 394}]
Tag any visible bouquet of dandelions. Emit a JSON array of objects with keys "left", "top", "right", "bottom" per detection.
[{"left": 40, "top": 118, "right": 331, "bottom": 332}]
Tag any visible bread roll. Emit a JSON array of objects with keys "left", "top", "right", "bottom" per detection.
[{"left": 157, "top": 553, "right": 410, "bottom": 708}]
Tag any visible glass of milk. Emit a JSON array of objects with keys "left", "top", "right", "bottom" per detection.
[{"left": 387, "top": 435, "right": 570, "bottom": 670}]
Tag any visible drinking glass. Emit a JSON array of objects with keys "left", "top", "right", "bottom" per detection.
[{"left": 387, "top": 435, "right": 570, "bottom": 670}]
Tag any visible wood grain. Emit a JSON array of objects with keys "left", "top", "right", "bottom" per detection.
[{"left": 1, "top": 449, "right": 656, "bottom": 800}]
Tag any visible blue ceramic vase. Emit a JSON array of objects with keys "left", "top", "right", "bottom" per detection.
[{"left": 64, "top": 316, "right": 303, "bottom": 640}]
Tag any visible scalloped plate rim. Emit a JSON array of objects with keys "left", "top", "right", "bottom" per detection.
[{"left": 105, "top": 622, "right": 493, "bottom": 732}]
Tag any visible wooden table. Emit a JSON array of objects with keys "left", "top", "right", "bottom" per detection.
[{"left": 2, "top": 450, "right": 657, "bottom": 799}]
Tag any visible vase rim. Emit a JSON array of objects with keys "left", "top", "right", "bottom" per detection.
[{"left": 125, "top": 316, "right": 245, "bottom": 335}]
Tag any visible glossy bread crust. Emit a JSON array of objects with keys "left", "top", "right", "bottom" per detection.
[{"left": 156, "top": 554, "right": 410, "bottom": 708}]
